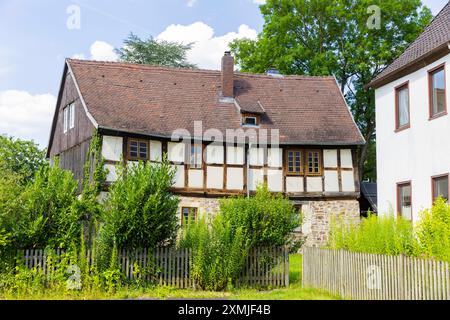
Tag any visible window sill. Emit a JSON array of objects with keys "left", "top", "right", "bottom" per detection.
[
  {"left": 429, "top": 111, "right": 447, "bottom": 121},
  {"left": 395, "top": 124, "right": 410, "bottom": 133}
]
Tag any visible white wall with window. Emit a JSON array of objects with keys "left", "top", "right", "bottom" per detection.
[{"left": 376, "top": 54, "right": 450, "bottom": 222}]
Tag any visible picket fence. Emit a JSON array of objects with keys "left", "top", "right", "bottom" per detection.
[
  {"left": 303, "top": 247, "right": 450, "bottom": 300},
  {"left": 21, "top": 246, "right": 289, "bottom": 289}
]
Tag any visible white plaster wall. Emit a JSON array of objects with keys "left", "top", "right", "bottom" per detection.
[
  {"left": 268, "top": 148, "right": 282, "bottom": 168},
  {"left": 341, "top": 171, "right": 356, "bottom": 192},
  {"left": 376, "top": 54, "right": 450, "bottom": 221},
  {"left": 227, "top": 146, "right": 244, "bottom": 165},
  {"left": 226, "top": 167, "right": 244, "bottom": 190},
  {"left": 188, "top": 170, "right": 203, "bottom": 189},
  {"left": 324, "top": 171, "right": 339, "bottom": 192},
  {"left": 323, "top": 149, "right": 338, "bottom": 168},
  {"left": 105, "top": 164, "right": 118, "bottom": 182},
  {"left": 150, "top": 140, "right": 162, "bottom": 161},
  {"left": 207, "top": 166, "right": 224, "bottom": 189},
  {"left": 307, "top": 177, "right": 323, "bottom": 192},
  {"left": 249, "top": 168, "right": 264, "bottom": 191},
  {"left": 249, "top": 147, "right": 265, "bottom": 166},
  {"left": 168, "top": 142, "right": 185, "bottom": 163},
  {"left": 206, "top": 145, "right": 224, "bottom": 164},
  {"left": 340, "top": 149, "right": 353, "bottom": 168},
  {"left": 267, "top": 169, "right": 283, "bottom": 192},
  {"left": 286, "top": 177, "right": 304, "bottom": 193},
  {"left": 172, "top": 165, "right": 185, "bottom": 188},
  {"left": 102, "top": 136, "right": 123, "bottom": 161}
]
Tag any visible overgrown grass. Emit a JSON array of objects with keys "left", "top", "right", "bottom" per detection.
[
  {"left": 329, "top": 198, "right": 450, "bottom": 262},
  {"left": 0, "top": 254, "right": 339, "bottom": 300}
]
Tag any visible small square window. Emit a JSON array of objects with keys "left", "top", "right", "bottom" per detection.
[
  {"left": 129, "top": 139, "right": 148, "bottom": 160},
  {"left": 286, "top": 150, "right": 303, "bottom": 175},
  {"left": 242, "top": 116, "right": 258, "bottom": 126},
  {"left": 307, "top": 150, "right": 321, "bottom": 176},
  {"left": 433, "top": 175, "right": 449, "bottom": 204},
  {"left": 182, "top": 207, "right": 198, "bottom": 225}
]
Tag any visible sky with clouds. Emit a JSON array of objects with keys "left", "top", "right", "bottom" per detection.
[{"left": 0, "top": 0, "right": 448, "bottom": 148}]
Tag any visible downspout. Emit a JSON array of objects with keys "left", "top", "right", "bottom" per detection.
[{"left": 247, "top": 142, "right": 253, "bottom": 198}]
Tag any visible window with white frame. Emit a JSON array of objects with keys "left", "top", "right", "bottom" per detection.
[{"left": 63, "top": 103, "right": 75, "bottom": 133}]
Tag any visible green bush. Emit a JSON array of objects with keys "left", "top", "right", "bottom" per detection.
[
  {"left": 178, "top": 216, "right": 250, "bottom": 291},
  {"left": 219, "top": 185, "right": 301, "bottom": 248},
  {"left": 97, "top": 159, "right": 179, "bottom": 270},
  {"left": 416, "top": 198, "right": 450, "bottom": 262},
  {"left": 13, "top": 164, "right": 81, "bottom": 249},
  {"left": 329, "top": 213, "right": 419, "bottom": 256},
  {"left": 179, "top": 185, "right": 300, "bottom": 291}
]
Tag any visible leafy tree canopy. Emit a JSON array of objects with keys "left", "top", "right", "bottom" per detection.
[
  {"left": 230, "top": 0, "right": 433, "bottom": 181},
  {"left": 116, "top": 33, "right": 197, "bottom": 68},
  {"left": 0, "top": 135, "right": 46, "bottom": 182}
]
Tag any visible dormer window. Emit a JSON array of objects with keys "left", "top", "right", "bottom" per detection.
[{"left": 242, "top": 115, "right": 259, "bottom": 126}]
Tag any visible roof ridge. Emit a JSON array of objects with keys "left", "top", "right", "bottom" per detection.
[{"left": 67, "top": 58, "right": 335, "bottom": 81}]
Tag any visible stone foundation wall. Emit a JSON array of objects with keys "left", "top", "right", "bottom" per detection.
[
  {"left": 177, "top": 196, "right": 221, "bottom": 222},
  {"left": 301, "top": 200, "right": 360, "bottom": 248}
]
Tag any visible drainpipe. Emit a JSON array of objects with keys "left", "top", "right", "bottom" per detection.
[{"left": 247, "top": 142, "right": 253, "bottom": 198}]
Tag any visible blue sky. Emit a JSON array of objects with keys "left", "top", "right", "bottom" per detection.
[{"left": 0, "top": 0, "right": 448, "bottom": 147}]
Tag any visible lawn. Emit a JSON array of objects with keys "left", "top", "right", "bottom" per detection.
[{"left": 0, "top": 254, "right": 339, "bottom": 300}]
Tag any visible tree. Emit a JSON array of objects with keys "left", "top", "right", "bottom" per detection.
[
  {"left": 116, "top": 33, "right": 197, "bottom": 68},
  {"left": 230, "top": 0, "right": 432, "bottom": 181},
  {"left": 0, "top": 135, "right": 46, "bottom": 183}
]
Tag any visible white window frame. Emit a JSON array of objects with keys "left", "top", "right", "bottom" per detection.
[{"left": 69, "top": 103, "right": 75, "bottom": 129}]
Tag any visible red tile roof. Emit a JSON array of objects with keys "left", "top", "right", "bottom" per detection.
[
  {"left": 67, "top": 59, "right": 364, "bottom": 145},
  {"left": 369, "top": 1, "right": 450, "bottom": 88}
]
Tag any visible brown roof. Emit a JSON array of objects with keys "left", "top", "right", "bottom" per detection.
[
  {"left": 369, "top": 1, "right": 450, "bottom": 88},
  {"left": 67, "top": 59, "right": 364, "bottom": 145}
]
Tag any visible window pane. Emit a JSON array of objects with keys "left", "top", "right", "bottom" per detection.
[
  {"left": 434, "top": 177, "right": 449, "bottom": 202},
  {"left": 288, "top": 151, "right": 301, "bottom": 173},
  {"left": 399, "top": 184, "right": 412, "bottom": 220},
  {"left": 139, "top": 142, "right": 148, "bottom": 159},
  {"left": 130, "top": 141, "right": 138, "bottom": 158},
  {"left": 397, "top": 86, "right": 409, "bottom": 127},
  {"left": 308, "top": 151, "right": 320, "bottom": 174},
  {"left": 432, "top": 69, "right": 446, "bottom": 116},
  {"left": 63, "top": 108, "right": 68, "bottom": 133},
  {"left": 190, "top": 145, "right": 202, "bottom": 168},
  {"left": 69, "top": 104, "right": 75, "bottom": 129}
]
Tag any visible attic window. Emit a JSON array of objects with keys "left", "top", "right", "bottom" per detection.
[
  {"left": 242, "top": 115, "right": 259, "bottom": 126},
  {"left": 128, "top": 139, "right": 148, "bottom": 161},
  {"left": 63, "top": 103, "right": 75, "bottom": 133}
]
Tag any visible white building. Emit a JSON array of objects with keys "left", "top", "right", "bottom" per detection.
[{"left": 369, "top": 2, "right": 450, "bottom": 222}]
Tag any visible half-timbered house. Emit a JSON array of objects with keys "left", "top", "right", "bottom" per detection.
[{"left": 47, "top": 52, "right": 365, "bottom": 246}]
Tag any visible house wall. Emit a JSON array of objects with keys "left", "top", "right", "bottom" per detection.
[
  {"left": 100, "top": 134, "right": 361, "bottom": 247},
  {"left": 102, "top": 135, "right": 360, "bottom": 197},
  {"left": 48, "top": 70, "right": 96, "bottom": 190},
  {"left": 376, "top": 54, "right": 450, "bottom": 222}
]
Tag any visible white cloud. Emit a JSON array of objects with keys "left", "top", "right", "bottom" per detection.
[
  {"left": 253, "top": 0, "right": 266, "bottom": 4},
  {"left": 71, "top": 41, "right": 118, "bottom": 62},
  {"left": 187, "top": 0, "right": 198, "bottom": 7},
  {"left": 0, "top": 90, "right": 56, "bottom": 148},
  {"left": 89, "top": 41, "right": 118, "bottom": 61},
  {"left": 157, "top": 22, "right": 258, "bottom": 70}
]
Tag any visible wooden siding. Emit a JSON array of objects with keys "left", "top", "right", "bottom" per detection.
[
  {"left": 58, "top": 139, "right": 91, "bottom": 192},
  {"left": 48, "top": 70, "right": 95, "bottom": 157}
]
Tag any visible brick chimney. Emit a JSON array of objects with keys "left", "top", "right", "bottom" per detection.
[{"left": 221, "top": 51, "right": 234, "bottom": 98}]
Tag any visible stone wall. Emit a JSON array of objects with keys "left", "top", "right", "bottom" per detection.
[
  {"left": 301, "top": 200, "right": 360, "bottom": 247},
  {"left": 178, "top": 196, "right": 221, "bottom": 222}
]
